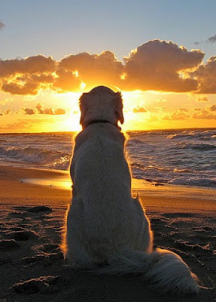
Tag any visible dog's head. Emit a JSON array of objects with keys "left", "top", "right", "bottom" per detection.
[{"left": 79, "top": 86, "right": 124, "bottom": 129}]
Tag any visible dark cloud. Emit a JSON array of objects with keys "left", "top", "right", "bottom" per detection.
[
  {"left": 133, "top": 106, "right": 147, "bottom": 113},
  {"left": 0, "top": 55, "right": 55, "bottom": 78},
  {"left": 0, "top": 55, "right": 56, "bottom": 95},
  {"left": 36, "top": 103, "right": 44, "bottom": 114},
  {"left": 192, "top": 56, "right": 216, "bottom": 93},
  {"left": 206, "top": 34, "right": 216, "bottom": 43},
  {"left": 23, "top": 108, "right": 35, "bottom": 115},
  {"left": 0, "top": 21, "right": 5, "bottom": 30},
  {"left": 2, "top": 81, "right": 39, "bottom": 95},
  {"left": 209, "top": 104, "right": 216, "bottom": 111},
  {"left": 43, "top": 108, "right": 55, "bottom": 115}
]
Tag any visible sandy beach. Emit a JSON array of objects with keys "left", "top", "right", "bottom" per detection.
[{"left": 0, "top": 165, "right": 215, "bottom": 302}]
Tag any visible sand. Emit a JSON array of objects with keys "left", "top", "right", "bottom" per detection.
[{"left": 0, "top": 165, "right": 215, "bottom": 302}]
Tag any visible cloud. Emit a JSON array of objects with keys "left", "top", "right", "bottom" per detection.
[
  {"left": 22, "top": 104, "right": 66, "bottom": 115},
  {"left": 54, "top": 108, "right": 66, "bottom": 115},
  {"left": 163, "top": 109, "right": 190, "bottom": 120},
  {"left": 23, "top": 108, "right": 35, "bottom": 115},
  {"left": 36, "top": 103, "right": 66, "bottom": 115},
  {"left": 43, "top": 108, "right": 55, "bottom": 115},
  {"left": 0, "top": 109, "right": 12, "bottom": 116},
  {"left": 206, "top": 34, "right": 216, "bottom": 43},
  {"left": 2, "top": 81, "right": 39, "bottom": 95},
  {"left": 179, "top": 108, "right": 189, "bottom": 112},
  {"left": 53, "top": 68, "right": 81, "bottom": 92},
  {"left": 0, "top": 39, "right": 213, "bottom": 96},
  {"left": 0, "top": 21, "right": 5, "bottom": 30},
  {"left": 59, "top": 51, "right": 124, "bottom": 90},
  {"left": 0, "top": 55, "right": 55, "bottom": 78},
  {"left": 36, "top": 103, "right": 43, "bottom": 114},
  {"left": 0, "top": 55, "right": 56, "bottom": 95},
  {"left": 121, "top": 40, "right": 204, "bottom": 92},
  {"left": 195, "top": 96, "right": 209, "bottom": 102},
  {"left": 193, "top": 108, "right": 216, "bottom": 119},
  {"left": 4, "top": 109, "right": 11, "bottom": 115},
  {"left": 192, "top": 56, "right": 216, "bottom": 93},
  {"left": 133, "top": 106, "right": 147, "bottom": 113},
  {"left": 209, "top": 104, "right": 216, "bottom": 111}
]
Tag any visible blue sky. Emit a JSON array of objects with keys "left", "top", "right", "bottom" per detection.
[
  {"left": 1, "top": 0, "right": 216, "bottom": 61},
  {"left": 1, "top": 0, "right": 216, "bottom": 132}
]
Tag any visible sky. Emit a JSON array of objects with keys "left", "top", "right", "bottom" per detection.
[{"left": 1, "top": 0, "right": 216, "bottom": 133}]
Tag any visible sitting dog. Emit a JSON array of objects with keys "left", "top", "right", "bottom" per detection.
[{"left": 64, "top": 86, "right": 199, "bottom": 294}]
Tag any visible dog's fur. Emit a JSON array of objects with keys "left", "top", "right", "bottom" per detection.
[{"left": 64, "top": 86, "right": 199, "bottom": 294}]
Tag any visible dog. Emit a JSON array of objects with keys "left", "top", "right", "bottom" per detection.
[{"left": 64, "top": 86, "right": 199, "bottom": 294}]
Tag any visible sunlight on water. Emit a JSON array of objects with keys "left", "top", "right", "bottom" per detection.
[
  {"left": 23, "top": 177, "right": 72, "bottom": 190},
  {"left": 22, "top": 175, "right": 216, "bottom": 200},
  {"left": 23, "top": 177, "right": 146, "bottom": 191}
]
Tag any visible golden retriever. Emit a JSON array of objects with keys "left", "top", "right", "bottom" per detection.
[{"left": 64, "top": 86, "right": 199, "bottom": 295}]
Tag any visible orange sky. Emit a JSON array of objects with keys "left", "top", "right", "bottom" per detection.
[{"left": 0, "top": 40, "right": 216, "bottom": 133}]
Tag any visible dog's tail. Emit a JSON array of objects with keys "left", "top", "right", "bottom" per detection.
[{"left": 95, "top": 248, "right": 199, "bottom": 295}]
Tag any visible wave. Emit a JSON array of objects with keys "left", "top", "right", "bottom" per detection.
[
  {"left": 0, "top": 146, "right": 71, "bottom": 170},
  {"left": 177, "top": 142, "right": 216, "bottom": 151},
  {"left": 167, "top": 133, "right": 194, "bottom": 140},
  {"left": 168, "top": 177, "right": 216, "bottom": 188},
  {"left": 167, "top": 129, "right": 216, "bottom": 141},
  {"left": 1, "top": 130, "right": 216, "bottom": 190}
]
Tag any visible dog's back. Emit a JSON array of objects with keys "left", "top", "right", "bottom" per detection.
[{"left": 69, "top": 123, "right": 145, "bottom": 264}]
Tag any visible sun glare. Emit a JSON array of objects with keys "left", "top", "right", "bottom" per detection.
[{"left": 72, "top": 70, "right": 79, "bottom": 77}]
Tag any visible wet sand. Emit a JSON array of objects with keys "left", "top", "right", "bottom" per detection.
[{"left": 0, "top": 165, "right": 215, "bottom": 301}]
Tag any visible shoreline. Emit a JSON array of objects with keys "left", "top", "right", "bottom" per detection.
[
  {"left": 0, "top": 164, "right": 216, "bottom": 301},
  {"left": 0, "top": 165, "right": 216, "bottom": 214}
]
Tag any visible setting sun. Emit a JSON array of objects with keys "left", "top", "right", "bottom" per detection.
[{"left": 0, "top": 3, "right": 216, "bottom": 133}]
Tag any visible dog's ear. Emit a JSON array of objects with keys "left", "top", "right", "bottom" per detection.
[
  {"left": 115, "top": 92, "right": 124, "bottom": 124},
  {"left": 79, "top": 93, "right": 88, "bottom": 126}
]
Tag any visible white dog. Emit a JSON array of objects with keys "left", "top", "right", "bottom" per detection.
[{"left": 64, "top": 86, "right": 199, "bottom": 294}]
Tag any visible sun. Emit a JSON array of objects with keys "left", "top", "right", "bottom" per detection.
[{"left": 62, "top": 111, "right": 82, "bottom": 132}]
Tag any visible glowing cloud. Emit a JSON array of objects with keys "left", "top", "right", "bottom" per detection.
[
  {"left": 0, "top": 39, "right": 215, "bottom": 97},
  {"left": 163, "top": 109, "right": 190, "bottom": 120},
  {"left": 122, "top": 40, "right": 204, "bottom": 92},
  {"left": 59, "top": 51, "right": 123, "bottom": 90},
  {"left": 23, "top": 104, "right": 66, "bottom": 115},
  {"left": 193, "top": 108, "right": 216, "bottom": 119},
  {"left": 133, "top": 106, "right": 147, "bottom": 113}
]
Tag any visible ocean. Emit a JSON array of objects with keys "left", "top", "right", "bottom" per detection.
[{"left": 0, "top": 128, "right": 216, "bottom": 190}]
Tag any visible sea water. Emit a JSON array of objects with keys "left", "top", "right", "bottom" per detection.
[{"left": 0, "top": 128, "right": 216, "bottom": 189}]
